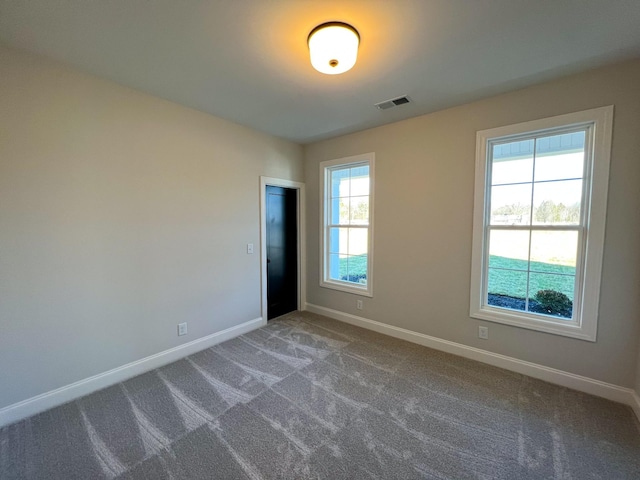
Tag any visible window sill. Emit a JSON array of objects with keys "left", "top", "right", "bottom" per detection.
[
  {"left": 320, "top": 280, "right": 373, "bottom": 297},
  {"left": 470, "top": 306, "right": 595, "bottom": 342}
]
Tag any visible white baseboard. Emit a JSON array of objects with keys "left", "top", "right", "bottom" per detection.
[
  {"left": 305, "top": 303, "right": 639, "bottom": 420},
  {"left": 0, "top": 317, "right": 265, "bottom": 428},
  {"left": 631, "top": 391, "right": 640, "bottom": 424}
]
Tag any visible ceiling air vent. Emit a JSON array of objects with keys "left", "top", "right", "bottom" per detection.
[{"left": 375, "top": 95, "right": 411, "bottom": 110}]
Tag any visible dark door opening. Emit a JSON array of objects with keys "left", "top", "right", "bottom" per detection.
[{"left": 266, "top": 185, "right": 298, "bottom": 320}]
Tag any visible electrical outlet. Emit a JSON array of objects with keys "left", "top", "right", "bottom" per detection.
[
  {"left": 478, "top": 326, "right": 489, "bottom": 340},
  {"left": 356, "top": 299, "right": 363, "bottom": 310},
  {"left": 178, "top": 322, "right": 188, "bottom": 336},
  {"left": 247, "top": 243, "right": 254, "bottom": 254}
]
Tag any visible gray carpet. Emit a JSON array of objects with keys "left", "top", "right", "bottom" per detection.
[{"left": 1, "top": 311, "right": 639, "bottom": 479}]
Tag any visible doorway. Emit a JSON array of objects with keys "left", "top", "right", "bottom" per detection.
[
  {"left": 266, "top": 186, "right": 297, "bottom": 319},
  {"left": 260, "top": 177, "right": 306, "bottom": 323}
]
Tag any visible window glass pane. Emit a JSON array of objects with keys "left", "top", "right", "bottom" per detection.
[
  {"left": 340, "top": 198, "right": 350, "bottom": 224},
  {"left": 330, "top": 197, "right": 350, "bottom": 225},
  {"left": 331, "top": 169, "right": 350, "bottom": 197},
  {"left": 488, "top": 230, "right": 529, "bottom": 271},
  {"left": 350, "top": 166, "right": 370, "bottom": 196},
  {"left": 328, "top": 253, "right": 342, "bottom": 281},
  {"left": 487, "top": 268, "right": 528, "bottom": 310},
  {"left": 329, "top": 227, "right": 347, "bottom": 254},
  {"left": 530, "top": 231, "right": 578, "bottom": 275},
  {"left": 534, "top": 131, "right": 585, "bottom": 182},
  {"left": 528, "top": 272, "right": 575, "bottom": 319},
  {"left": 347, "top": 228, "right": 368, "bottom": 255},
  {"left": 490, "top": 183, "right": 532, "bottom": 225},
  {"left": 527, "top": 272, "right": 575, "bottom": 302},
  {"left": 350, "top": 196, "right": 369, "bottom": 225},
  {"left": 532, "top": 179, "right": 582, "bottom": 225},
  {"left": 345, "top": 254, "right": 367, "bottom": 285},
  {"left": 491, "top": 139, "right": 534, "bottom": 185}
]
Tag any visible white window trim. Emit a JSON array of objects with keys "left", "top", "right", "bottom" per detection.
[
  {"left": 320, "top": 153, "right": 375, "bottom": 297},
  {"left": 470, "top": 106, "right": 613, "bottom": 341}
]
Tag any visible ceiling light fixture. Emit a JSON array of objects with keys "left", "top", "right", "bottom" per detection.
[{"left": 308, "top": 22, "right": 359, "bottom": 75}]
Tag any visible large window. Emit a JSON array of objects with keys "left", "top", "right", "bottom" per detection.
[
  {"left": 320, "top": 153, "right": 374, "bottom": 296},
  {"left": 470, "top": 107, "right": 613, "bottom": 341}
]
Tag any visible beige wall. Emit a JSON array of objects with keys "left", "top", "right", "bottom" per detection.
[
  {"left": 305, "top": 59, "right": 640, "bottom": 388},
  {"left": 0, "top": 46, "right": 303, "bottom": 409},
  {"left": 636, "top": 339, "right": 640, "bottom": 394}
]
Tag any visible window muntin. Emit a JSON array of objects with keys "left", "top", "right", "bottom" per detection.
[
  {"left": 470, "top": 107, "right": 613, "bottom": 341},
  {"left": 320, "top": 154, "right": 374, "bottom": 296}
]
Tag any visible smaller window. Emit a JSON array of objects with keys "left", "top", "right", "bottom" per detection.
[
  {"left": 470, "top": 106, "right": 613, "bottom": 341},
  {"left": 320, "top": 153, "right": 374, "bottom": 296}
]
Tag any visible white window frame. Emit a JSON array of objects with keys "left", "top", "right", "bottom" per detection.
[
  {"left": 470, "top": 106, "right": 613, "bottom": 341},
  {"left": 320, "top": 153, "right": 375, "bottom": 297}
]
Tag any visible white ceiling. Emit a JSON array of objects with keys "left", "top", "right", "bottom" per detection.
[{"left": 1, "top": 1, "right": 640, "bottom": 144}]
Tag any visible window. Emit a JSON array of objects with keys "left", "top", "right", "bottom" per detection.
[
  {"left": 320, "top": 153, "right": 374, "bottom": 296},
  {"left": 470, "top": 107, "right": 613, "bottom": 341}
]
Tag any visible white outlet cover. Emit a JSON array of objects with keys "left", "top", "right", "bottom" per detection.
[
  {"left": 478, "top": 326, "right": 489, "bottom": 339},
  {"left": 178, "top": 322, "right": 188, "bottom": 336}
]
